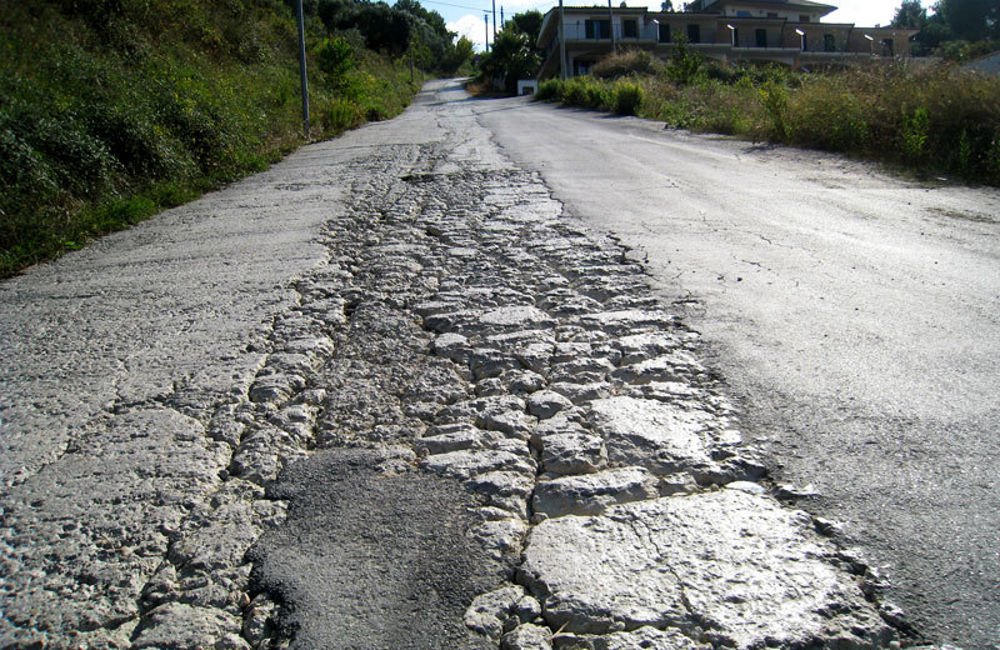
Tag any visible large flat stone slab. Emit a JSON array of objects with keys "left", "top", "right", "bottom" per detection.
[
  {"left": 532, "top": 467, "right": 658, "bottom": 517},
  {"left": 519, "top": 490, "right": 892, "bottom": 648},
  {"left": 589, "top": 396, "right": 716, "bottom": 476}
]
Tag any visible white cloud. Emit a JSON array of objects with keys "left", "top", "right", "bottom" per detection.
[
  {"left": 824, "top": 0, "right": 911, "bottom": 27},
  {"left": 498, "top": 0, "right": 552, "bottom": 9},
  {"left": 449, "top": 13, "right": 491, "bottom": 52}
]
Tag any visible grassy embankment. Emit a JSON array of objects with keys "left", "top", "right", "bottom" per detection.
[
  {"left": 536, "top": 50, "right": 1000, "bottom": 186},
  {"left": 0, "top": 0, "right": 423, "bottom": 278}
]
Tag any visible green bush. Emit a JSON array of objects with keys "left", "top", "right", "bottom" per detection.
[
  {"left": 592, "top": 50, "right": 660, "bottom": 80},
  {"left": 758, "top": 79, "right": 789, "bottom": 140},
  {"left": 787, "top": 82, "right": 869, "bottom": 151},
  {"left": 612, "top": 80, "right": 644, "bottom": 116},
  {"left": 0, "top": 0, "right": 423, "bottom": 277},
  {"left": 0, "top": 101, "right": 120, "bottom": 203},
  {"left": 901, "top": 106, "right": 930, "bottom": 162},
  {"left": 535, "top": 78, "right": 563, "bottom": 101},
  {"left": 559, "top": 79, "right": 588, "bottom": 106},
  {"left": 560, "top": 77, "right": 609, "bottom": 109},
  {"left": 535, "top": 58, "right": 1000, "bottom": 186},
  {"left": 935, "top": 39, "right": 1000, "bottom": 62},
  {"left": 317, "top": 35, "right": 356, "bottom": 82},
  {"left": 859, "top": 64, "right": 1000, "bottom": 180},
  {"left": 89, "top": 195, "right": 159, "bottom": 232},
  {"left": 666, "top": 34, "right": 704, "bottom": 85},
  {"left": 323, "top": 98, "right": 365, "bottom": 131},
  {"left": 477, "top": 29, "right": 541, "bottom": 95}
]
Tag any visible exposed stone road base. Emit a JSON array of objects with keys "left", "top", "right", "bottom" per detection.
[
  {"left": 0, "top": 86, "right": 903, "bottom": 649},
  {"left": 245, "top": 95, "right": 900, "bottom": 649}
]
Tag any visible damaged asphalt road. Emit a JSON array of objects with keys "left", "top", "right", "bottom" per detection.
[
  {"left": 1, "top": 79, "right": 932, "bottom": 648},
  {"left": 477, "top": 87, "right": 1000, "bottom": 649}
]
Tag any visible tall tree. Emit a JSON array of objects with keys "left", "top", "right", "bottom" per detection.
[
  {"left": 441, "top": 35, "right": 474, "bottom": 73},
  {"left": 892, "top": 0, "right": 927, "bottom": 29},
  {"left": 934, "top": 0, "right": 997, "bottom": 42},
  {"left": 395, "top": 0, "right": 450, "bottom": 41},
  {"left": 508, "top": 10, "right": 543, "bottom": 45},
  {"left": 478, "top": 27, "right": 540, "bottom": 94}
]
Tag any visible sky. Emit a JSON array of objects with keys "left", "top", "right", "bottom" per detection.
[{"left": 436, "top": 0, "right": 938, "bottom": 51}]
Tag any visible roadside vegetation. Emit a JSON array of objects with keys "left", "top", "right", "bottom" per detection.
[
  {"left": 895, "top": 0, "right": 999, "bottom": 60},
  {"left": 476, "top": 10, "right": 544, "bottom": 95},
  {"left": 472, "top": 0, "right": 999, "bottom": 186},
  {"left": 0, "top": 0, "right": 472, "bottom": 278},
  {"left": 534, "top": 0, "right": 1000, "bottom": 189},
  {"left": 537, "top": 48, "right": 1000, "bottom": 186}
]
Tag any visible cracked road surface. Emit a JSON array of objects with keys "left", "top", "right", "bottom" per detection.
[
  {"left": 0, "top": 79, "right": 960, "bottom": 648},
  {"left": 478, "top": 91, "right": 1000, "bottom": 649}
]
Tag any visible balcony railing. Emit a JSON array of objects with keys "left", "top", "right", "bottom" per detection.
[{"left": 560, "top": 22, "right": 659, "bottom": 42}]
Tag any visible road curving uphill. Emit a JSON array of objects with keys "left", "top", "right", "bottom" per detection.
[{"left": 2, "top": 80, "right": 908, "bottom": 648}]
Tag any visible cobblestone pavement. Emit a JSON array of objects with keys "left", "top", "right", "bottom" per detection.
[{"left": 2, "top": 81, "right": 906, "bottom": 648}]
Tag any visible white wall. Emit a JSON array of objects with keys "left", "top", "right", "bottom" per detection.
[{"left": 721, "top": 5, "right": 824, "bottom": 21}]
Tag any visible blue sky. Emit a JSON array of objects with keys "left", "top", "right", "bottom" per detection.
[{"left": 435, "top": 0, "right": 937, "bottom": 51}]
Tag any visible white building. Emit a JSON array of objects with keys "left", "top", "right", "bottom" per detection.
[{"left": 537, "top": 0, "right": 918, "bottom": 78}]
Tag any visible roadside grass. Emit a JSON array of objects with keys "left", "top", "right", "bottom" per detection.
[
  {"left": 0, "top": 1, "right": 423, "bottom": 278},
  {"left": 536, "top": 55, "right": 1000, "bottom": 187}
]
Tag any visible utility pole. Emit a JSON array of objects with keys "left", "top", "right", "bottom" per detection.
[
  {"left": 295, "top": 0, "right": 309, "bottom": 138},
  {"left": 492, "top": 0, "right": 497, "bottom": 41},
  {"left": 607, "top": 0, "right": 616, "bottom": 52},
  {"left": 501, "top": 6, "right": 505, "bottom": 29},
  {"left": 484, "top": 12, "right": 490, "bottom": 51},
  {"left": 559, "top": 0, "right": 567, "bottom": 79}
]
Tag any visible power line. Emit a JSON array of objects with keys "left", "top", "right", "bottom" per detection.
[
  {"left": 419, "top": 0, "right": 495, "bottom": 13},
  {"left": 418, "top": 0, "right": 560, "bottom": 15}
]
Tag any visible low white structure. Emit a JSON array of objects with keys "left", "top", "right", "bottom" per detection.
[{"left": 517, "top": 79, "right": 538, "bottom": 95}]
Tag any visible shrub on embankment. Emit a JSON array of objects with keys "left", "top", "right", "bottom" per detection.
[
  {"left": 537, "top": 55, "right": 1000, "bottom": 186},
  {"left": 0, "top": 1, "right": 433, "bottom": 278}
]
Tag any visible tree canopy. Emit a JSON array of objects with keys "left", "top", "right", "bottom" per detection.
[
  {"left": 478, "top": 12, "right": 543, "bottom": 94},
  {"left": 892, "top": 0, "right": 999, "bottom": 58},
  {"left": 934, "top": 0, "right": 999, "bottom": 42},
  {"left": 507, "top": 10, "right": 543, "bottom": 45},
  {"left": 306, "top": 0, "right": 470, "bottom": 72},
  {"left": 891, "top": 0, "right": 927, "bottom": 30}
]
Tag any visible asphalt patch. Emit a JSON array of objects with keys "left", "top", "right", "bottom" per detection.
[{"left": 248, "top": 448, "right": 502, "bottom": 649}]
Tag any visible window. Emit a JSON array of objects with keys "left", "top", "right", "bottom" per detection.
[
  {"left": 755, "top": 28, "right": 767, "bottom": 47},
  {"left": 767, "top": 12, "right": 778, "bottom": 18},
  {"left": 881, "top": 38, "right": 894, "bottom": 56},
  {"left": 658, "top": 23, "right": 672, "bottom": 42},
  {"left": 687, "top": 23, "right": 701, "bottom": 43},
  {"left": 799, "top": 15, "right": 810, "bottom": 22},
  {"left": 585, "top": 19, "right": 611, "bottom": 39},
  {"left": 623, "top": 19, "right": 638, "bottom": 38},
  {"left": 823, "top": 33, "right": 836, "bottom": 52},
  {"left": 736, "top": 10, "right": 751, "bottom": 17}
]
